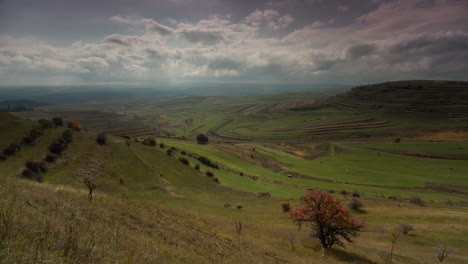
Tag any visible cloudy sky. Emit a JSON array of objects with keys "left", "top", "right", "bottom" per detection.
[{"left": 0, "top": 0, "right": 467, "bottom": 86}]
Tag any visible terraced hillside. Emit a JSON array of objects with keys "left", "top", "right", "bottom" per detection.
[
  {"left": 14, "top": 110, "right": 163, "bottom": 137},
  {"left": 326, "top": 80, "right": 468, "bottom": 118}
]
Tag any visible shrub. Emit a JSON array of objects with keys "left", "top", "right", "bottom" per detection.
[
  {"left": 181, "top": 151, "right": 186, "bottom": 155},
  {"left": 23, "top": 127, "right": 44, "bottom": 144},
  {"left": 3, "top": 142, "right": 21, "bottom": 156},
  {"left": 289, "top": 190, "right": 366, "bottom": 249},
  {"left": 388, "top": 193, "right": 401, "bottom": 200},
  {"left": 236, "top": 203, "right": 243, "bottom": 209},
  {"left": 257, "top": 191, "right": 271, "bottom": 198},
  {"left": 45, "top": 153, "right": 58, "bottom": 163},
  {"left": 143, "top": 136, "right": 156, "bottom": 146},
  {"left": 0, "top": 154, "right": 7, "bottom": 161},
  {"left": 62, "top": 129, "right": 73, "bottom": 143},
  {"left": 352, "top": 191, "right": 361, "bottom": 197},
  {"left": 348, "top": 198, "right": 364, "bottom": 211},
  {"left": 21, "top": 168, "right": 43, "bottom": 182},
  {"left": 194, "top": 164, "right": 200, "bottom": 170},
  {"left": 339, "top": 190, "right": 348, "bottom": 196},
  {"left": 394, "top": 138, "right": 401, "bottom": 143},
  {"left": 21, "top": 168, "right": 35, "bottom": 179},
  {"left": 281, "top": 202, "right": 291, "bottom": 212},
  {"left": 166, "top": 149, "right": 172, "bottom": 156},
  {"left": 52, "top": 117, "right": 63, "bottom": 127},
  {"left": 196, "top": 133, "right": 208, "bottom": 144},
  {"left": 96, "top": 133, "right": 107, "bottom": 145},
  {"left": 179, "top": 157, "right": 189, "bottom": 165},
  {"left": 397, "top": 224, "right": 415, "bottom": 235},
  {"left": 25, "top": 160, "right": 47, "bottom": 173},
  {"left": 48, "top": 139, "right": 67, "bottom": 155},
  {"left": 22, "top": 136, "right": 34, "bottom": 144},
  {"left": 38, "top": 119, "right": 53, "bottom": 129},
  {"left": 213, "top": 177, "right": 220, "bottom": 183},
  {"left": 159, "top": 143, "right": 165, "bottom": 148},
  {"left": 196, "top": 156, "right": 219, "bottom": 169},
  {"left": 67, "top": 121, "right": 82, "bottom": 131},
  {"left": 206, "top": 171, "right": 214, "bottom": 177},
  {"left": 408, "top": 196, "right": 424, "bottom": 206}
]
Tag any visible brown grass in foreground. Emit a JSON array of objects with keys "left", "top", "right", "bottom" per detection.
[{"left": 0, "top": 177, "right": 283, "bottom": 264}]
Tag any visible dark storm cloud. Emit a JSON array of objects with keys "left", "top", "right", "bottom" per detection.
[{"left": 347, "top": 43, "right": 377, "bottom": 60}]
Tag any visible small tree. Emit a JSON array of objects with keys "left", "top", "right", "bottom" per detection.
[
  {"left": 348, "top": 198, "right": 364, "bottom": 211},
  {"left": 378, "top": 231, "right": 400, "bottom": 263},
  {"left": 49, "top": 139, "right": 67, "bottom": 155},
  {"left": 62, "top": 129, "right": 73, "bottom": 143},
  {"left": 67, "top": 121, "right": 82, "bottom": 132},
  {"left": 289, "top": 190, "right": 366, "bottom": 249},
  {"left": 196, "top": 133, "right": 208, "bottom": 144},
  {"left": 96, "top": 133, "right": 107, "bottom": 145},
  {"left": 38, "top": 119, "right": 53, "bottom": 129},
  {"left": 179, "top": 157, "right": 189, "bottom": 165},
  {"left": 434, "top": 241, "right": 453, "bottom": 263},
  {"left": 52, "top": 117, "right": 63, "bottom": 127},
  {"left": 396, "top": 224, "right": 414, "bottom": 235},
  {"left": 83, "top": 177, "right": 98, "bottom": 201},
  {"left": 143, "top": 136, "right": 156, "bottom": 146},
  {"left": 281, "top": 202, "right": 291, "bottom": 212}
]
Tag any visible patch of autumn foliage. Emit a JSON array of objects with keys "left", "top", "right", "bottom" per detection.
[
  {"left": 67, "top": 121, "right": 82, "bottom": 132},
  {"left": 289, "top": 189, "right": 366, "bottom": 248}
]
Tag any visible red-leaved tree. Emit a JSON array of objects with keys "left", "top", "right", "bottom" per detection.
[
  {"left": 67, "top": 121, "right": 82, "bottom": 132},
  {"left": 289, "top": 190, "right": 366, "bottom": 249}
]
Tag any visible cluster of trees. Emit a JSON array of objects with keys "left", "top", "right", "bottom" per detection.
[
  {"left": 21, "top": 121, "right": 81, "bottom": 183},
  {"left": 21, "top": 160, "right": 48, "bottom": 182},
  {"left": 196, "top": 156, "right": 219, "bottom": 169},
  {"left": 48, "top": 129, "right": 74, "bottom": 156},
  {"left": 142, "top": 136, "right": 157, "bottom": 146},
  {"left": 1, "top": 117, "right": 63, "bottom": 161}
]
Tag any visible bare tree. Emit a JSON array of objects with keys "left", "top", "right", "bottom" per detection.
[
  {"left": 83, "top": 177, "right": 98, "bottom": 201},
  {"left": 434, "top": 241, "right": 453, "bottom": 263},
  {"left": 378, "top": 231, "right": 400, "bottom": 263},
  {"left": 287, "top": 230, "right": 296, "bottom": 251},
  {"left": 235, "top": 220, "right": 242, "bottom": 235}
]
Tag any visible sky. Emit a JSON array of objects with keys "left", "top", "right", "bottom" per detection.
[{"left": 0, "top": 0, "right": 467, "bottom": 86}]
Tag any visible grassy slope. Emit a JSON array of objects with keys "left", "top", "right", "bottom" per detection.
[
  {"left": 158, "top": 138, "right": 465, "bottom": 201},
  {"left": 0, "top": 112, "right": 34, "bottom": 147}
]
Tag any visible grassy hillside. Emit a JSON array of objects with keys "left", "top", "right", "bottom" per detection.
[{"left": 2, "top": 79, "right": 468, "bottom": 264}]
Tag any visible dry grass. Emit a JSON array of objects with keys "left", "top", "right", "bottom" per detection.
[{"left": 0, "top": 177, "right": 288, "bottom": 264}]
